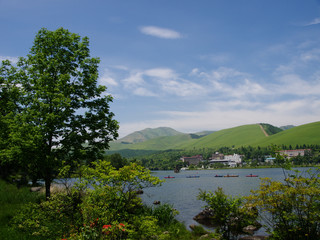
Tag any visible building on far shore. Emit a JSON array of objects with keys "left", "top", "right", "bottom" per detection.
[
  {"left": 209, "top": 152, "right": 243, "bottom": 167},
  {"left": 180, "top": 155, "right": 203, "bottom": 165},
  {"left": 279, "top": 149, "right": 311, "bottom": 159}
]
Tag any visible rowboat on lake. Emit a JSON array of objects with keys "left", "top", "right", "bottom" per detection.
[
  {"left": 246, "top": 174, "right": 259, "bottom": 177},
  {"left": 186, "top": 175, "right": 200, "bottom": 178},
  {"left": 224, "top": 174, "right": 239, "bottom": 177}
]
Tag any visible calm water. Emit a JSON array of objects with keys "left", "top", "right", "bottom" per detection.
[{"left": 141, "top": 168, "right": 306, "bottom": 231}]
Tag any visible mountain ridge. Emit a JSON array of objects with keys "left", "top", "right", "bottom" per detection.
[{"left": 108, "top": 122, "right": 320, "bottom": 153}]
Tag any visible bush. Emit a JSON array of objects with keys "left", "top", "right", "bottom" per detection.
[
  {"left": 247, "top": 169, "right": 320, "bottom": 240},
  {"left": 12, "top": 161, "right": 192, "bottom": 239},
  {"left": 0, "top": 180, "right": 43, "bottom": 240},
  {"left": 198, "top": 187, "right": 258, "bottom": 239}
]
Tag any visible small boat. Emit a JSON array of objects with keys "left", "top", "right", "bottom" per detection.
[
  {"left": 246, "top": 174, "right": 259, "bottom": 177},
  {"left": 224, "top": 174, "right": 239, "bottom": 177},
  {"left": 164, "top": 176, "right": 175, "bottom": 179},
  {"left": 186, "top": 175, "right": 200, "bottom": 178},
  {"left": 214, "top": 175, "right": 223, "bottom": 177}
]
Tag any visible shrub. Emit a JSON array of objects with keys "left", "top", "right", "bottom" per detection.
[
  {"left": 12, "top": 161, "right": 183, "bottom": 239},
  {"left": 247, "top": 170, "right": 320, "bottom": 239},
  {"left": 198, "top": 187, "right": 258, "bottom": 239}
]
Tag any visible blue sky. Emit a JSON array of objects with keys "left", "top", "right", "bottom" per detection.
[{"left": 1, "top": 0, "right": 320, "bottom": 138}]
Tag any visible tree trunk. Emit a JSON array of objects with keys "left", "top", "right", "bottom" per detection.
[{"left": 45, "top": 178, "right": 51, "bottom": 200}]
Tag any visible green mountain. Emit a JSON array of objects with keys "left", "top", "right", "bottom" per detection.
[
  {"left": 251, "top": 121, "right": 320, "bottom": 147},
  {"left": 108, "top": 128, "right": 213, "bottom": 152},
  {"left": 107, "top": 122, "right": 320, "bottom": 154},
  {"left": 116, "top": 127, "right": 182, "bottom": 144},
  {"left": 180, "top": 124, "right": 267, "bottom": 149}
]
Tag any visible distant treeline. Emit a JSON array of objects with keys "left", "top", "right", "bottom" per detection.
[{"left": 108, "top": 144, "right": 320, "bottom": 170}]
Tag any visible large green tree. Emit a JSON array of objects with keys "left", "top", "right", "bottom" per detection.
[
  {"left": 0, "top": 28, "right": 119, "bottom": 198},
  {"left": 0, "top": 60, "right": 23, "bottom": 180}
]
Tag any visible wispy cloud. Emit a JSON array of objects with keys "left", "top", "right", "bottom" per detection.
[
  {"left": 159, "top": 79, "right": 205, "bottom": 97},
  {"left": 133, "top": 87, "right": 157, "bottom": 97},
  {"left": 144, "top": 68, "right": 177, "bottom": 79},
  {"left": 305, "top": 17, "right": 320, "bottom": 26},
  {"left": 275, "top": 74, "right": 320, "bottom": 96},
  {"left": 204, "top": 67, "right": 248, "bottom": 82},
  {"left": 122, "top": 72, "right": 144, "bottom": 87},
  {"left": 140, "top": 26, "right": 182, "bottom": 39}
]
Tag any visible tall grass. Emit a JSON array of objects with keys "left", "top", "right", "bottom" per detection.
[{"left": 0, "top": 180, "right": 44, "bottom": 240}]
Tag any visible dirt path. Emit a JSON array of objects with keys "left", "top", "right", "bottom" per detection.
[{"left": 259, "top": 124, "right": 269, "bottom": 137}]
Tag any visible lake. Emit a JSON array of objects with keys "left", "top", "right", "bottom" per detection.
[{"left": 141, "top": 168, "right": 305, "bottom": 232}]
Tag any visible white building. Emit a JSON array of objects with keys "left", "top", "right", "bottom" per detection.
[
  {"left": 209, "top": 153, "right": 242, "bottom": 167},
  {"left": 224, "top": 154, "right": 242, "bottom": 164}
]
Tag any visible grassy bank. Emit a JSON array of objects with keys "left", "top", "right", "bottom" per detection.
[{"left": 0, "top": 180, "right": 44, "bottom": 240}]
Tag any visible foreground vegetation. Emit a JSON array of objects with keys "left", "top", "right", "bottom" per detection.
[
  {"left": 2, "top": 162, "right": 219, "bottom": 240},
  {"left": 0, "top": 180, "right": 43, "bottom": 240}
]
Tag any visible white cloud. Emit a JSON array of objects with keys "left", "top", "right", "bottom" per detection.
[
  {"left": 190, "top": 68, "right": 199, "bottom": 76},
  {"left": 236, "top": 79, "right": 265, "bottom": 96},
  {"left": 122, "top": 72, "right": 144, "bottom": 87},
  {"left": 133, "top": 87, "right": 157, "bottom": 97},
  {"left": 159, "top": 79, "right": 205, "bottom": 97},
  {"left": 275, "top": 74, "right": 320, "bottom": 96},
  {"left": 144, "top": 68, "right": 177, "bottom": 79},
  {"left": 140, "top": 26, "right": 182, "bottom": 39},
  {"left": 207, "top": 67, "right": 247, "bottom": 82},
  {"left": 305, "top": 17, "right": 320, "bottom": 26},
  {"left": 100, "top": 76, "right": 118, "bottom": 86},
  {"left": 300, "top": 48, "right": 320, "bottom": 62}
]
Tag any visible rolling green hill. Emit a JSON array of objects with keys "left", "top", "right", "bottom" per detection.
[
  {"left": 107, "top": 122, "right": 320, "bottom": 155},
  {"left": 109, "top": 127, "right": 215, "bottom": 151},
  {"left": 109, "top": 133, "right": 192, "bottom": 151},
  {"left": 251, "top": 121, "right": 320, "bottom": 147},
  {"left": 181, "top": 124, "right": 267, "bottom": 149},
  {"left": 116, "top": 127, "right": 182, "bottom": 144}
]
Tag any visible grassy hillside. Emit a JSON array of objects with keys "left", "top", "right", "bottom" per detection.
[
  {"left": 251, "top": 121, "right": 320, "bottom": 147},
  {"left": 107, "top": 122, "right": 320, "bottom": 155},
  {"left": 181, "top": 124, "right": 267, "bottom": 149},
  {"left": 116, "top": 127, "right": 182, "bottom": 144},
  {"left": 109, "top": 133, "right": 193, "bottom": 151}
]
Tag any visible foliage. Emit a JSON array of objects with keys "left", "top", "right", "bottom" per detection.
[
  {"left": 0, "top": 180, "right": 43, "bottom": 240},
  {"left": 144, "top": 203, "right": 179, "bottom": 227},
  {"left": 12, "top": 161, "right": 194, "bottom": 239},
  {"left": 104, "top": 153, "right": 128, "bottom": 169},
  {"left": 0, "top": 28, "right": 119, "bottom": 198},
  {"left": 247, "top": 170, "right": 320, "bottom": 239},
  {"left": 260, "top": 123, "right": 283, "bottom": 135},
  {"left": 0, "top": 60, "right": 25, "bottom": 182},
  {"left": 198, "top": 187, "right": 258, "bottom": 240}
]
